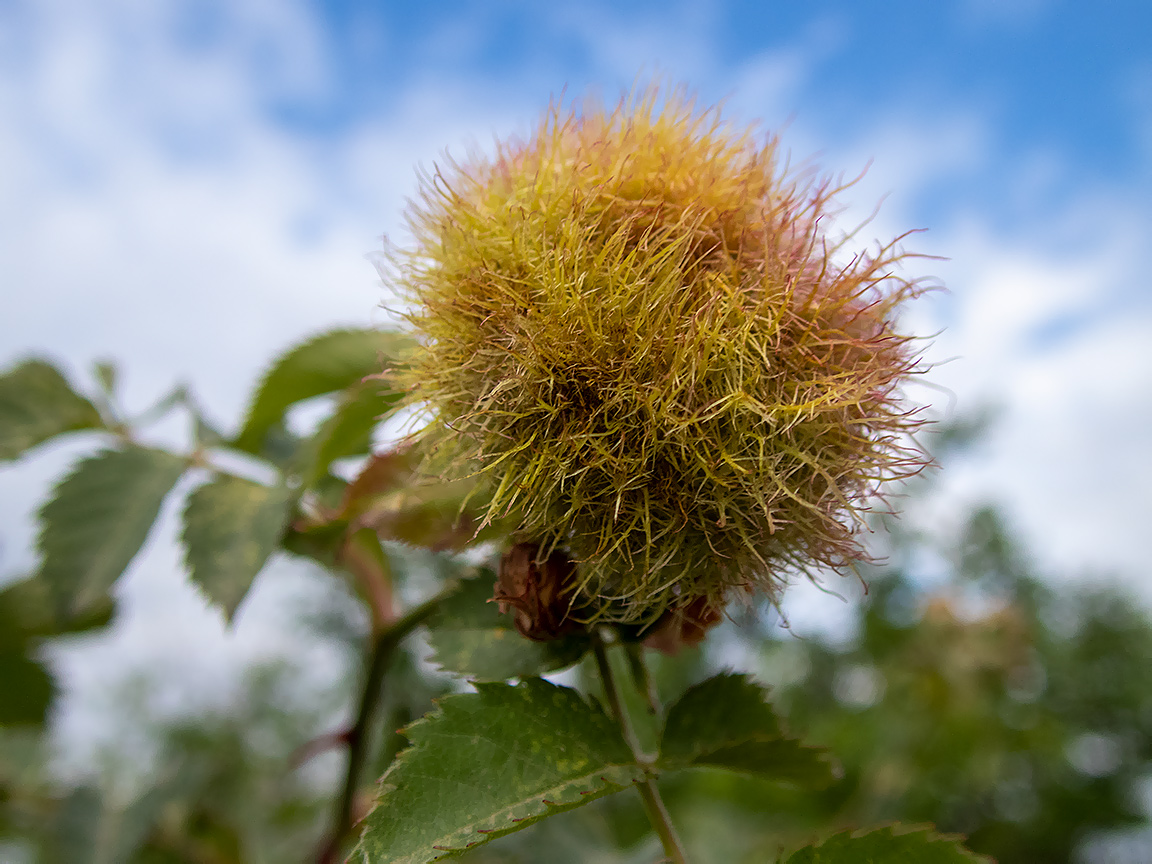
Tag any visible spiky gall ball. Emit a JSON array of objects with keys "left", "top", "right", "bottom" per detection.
[{"left": 394, "top": 88, "right": 930, "bottom": 626}]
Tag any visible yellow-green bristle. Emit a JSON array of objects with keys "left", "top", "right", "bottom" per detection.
[{"left": 392, "top": 85, "right": 932, "bottom": 624}]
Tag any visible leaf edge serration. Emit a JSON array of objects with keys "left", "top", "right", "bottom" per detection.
[
  {"left": 353, "top": 678, "right": 643, "bottom": 863},
  {"left": 659, "top": 672, "right": 839, "bottom": 789},
  {"left": 782, "top": 823, "right": 995, "bottom": 863}
]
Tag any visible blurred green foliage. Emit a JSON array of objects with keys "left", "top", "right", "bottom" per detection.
[
  {"left": 455, "top": 506, "right": 1152, "bottom": 864},
  {"left": 1, "top": 340, "right": 1149, "bottom": 863}
]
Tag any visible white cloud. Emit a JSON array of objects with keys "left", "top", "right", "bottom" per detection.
[
  {"left": 0, "top": 0, "right": 605, "bottom": 757},
  {"left": 548, "top": 0, "right": 719, "bottom": 85},
  {"left": 772, "top": 95, "right": 1152, "bottom": 587},
  {"left": 3, "top": 0, "right": 1151, "bottom": 761},
  {"left": 956, "top": 0, "right": 1053, "bottom": 31},
  {"left": 0, "top": 0, "right": 391, "bottom": 754}
]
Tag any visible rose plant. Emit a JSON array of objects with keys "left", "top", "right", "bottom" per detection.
[{"left": 0, "top": 87, "right": 989, "bottom": 863}]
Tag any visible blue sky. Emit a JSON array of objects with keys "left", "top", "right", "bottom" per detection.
[
  {"left": 294, "top": 0, "right": 1150, "bottom": 183},
  {"left": 1, "top": 0, "right": 1150, "bottom": 759},
  {"left": 161, "top": 1, "right": 1152, "bottom": 217}
]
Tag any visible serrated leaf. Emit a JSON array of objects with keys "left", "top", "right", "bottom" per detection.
[
  {"left": 181, "top": 475, "right": 295, "bottom": 619},
  {"left": 354, "top": 678, "right": 642, "bottom": 863},
  {"left": 427, "top": 573, "right": 589, "bottom": 681},
  {"left": 782, "top": 825, "right": 991, "bottom": 863},
  {"left": 234, "top": 328, "right": 413, "bottom": 454},
  {"left": 0, "top": 359, "right": 103, "bottom": 461},
  {"left": 659, "top": 673, "right": 837, "bottom": 789},
  {"left": 36, "top": 447, "right": 186, "bottom": 621}
]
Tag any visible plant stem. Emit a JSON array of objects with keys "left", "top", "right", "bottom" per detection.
[
  {"left": 635, "top": 779, "right": 688, "bottom": 864},
  {"left": 592, "top": 629, "right": 690, "bottom": 864},
  {"left": 318, "top": 592, "right": 445, "bottom": 864},
  {"left": 625, "top": 641, "right": 660, "bottom": 715}
]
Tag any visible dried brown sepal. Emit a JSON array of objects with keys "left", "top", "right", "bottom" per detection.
[
  {"left": 494, "top": 543, "right": 587, "bottom": 641},
  {"left": 642, "top": 595, "right": 725, "bottom": 655}
]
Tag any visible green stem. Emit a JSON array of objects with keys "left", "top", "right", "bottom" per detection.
[
  {"left": 625, "top": 641, "right": 660, "bottom": 715},
  {"left": 318, "top": 592, "right": 445, "bottom": 864},
  {"left": 592, "top": 629, "right": 690, "bottom": 864},
  {"left": 635, "top": 779, "right": 688, "bottom": 864}
]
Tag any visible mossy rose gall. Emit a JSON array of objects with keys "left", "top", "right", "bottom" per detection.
[{"left": 391, "top": 87, "right": 932, "bottom": 626}]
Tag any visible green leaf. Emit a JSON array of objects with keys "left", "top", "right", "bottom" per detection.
[
  {"left": 252, "top": 419, "right": 306, "bottom": 469},
  {"left": 132, "top": 384, "right": 188, "bottom": 428},
  {"left": 93, "top": 360, "right": 118, "bottom": 397},
  {"left": 659, "top": 673, "right": 837, "bottom": 789},
  {"left": 354, "top": 678, "right": 642, "bottom": 863},
  {"left": 0, "top": 652, "right": 52, "bottom": 727},
  {"left": 0, "top": 576, "right": 114, "bottom": 638},
  {"left": 782, "top": 826, "right": 991, "bottom": 863},
  {"left": 0, "top": 601, "right": 53, "bottom": 726},
  {"left": 0, "top": 578, "right": 115, "bottom": 726},
  {"left": 36, "top": 447, "right": 186, "bottom": 621},
  {"left": 301, "top": 379, "right": 404, "bottom": 484},
  {"left": 181, "top": 475, "right": 295, "bottom": 620},
  {"left": 233, "top": 328, "right": 413, "bottom": 454},
  {"left": 192, "top": 411, "right": 226, "bottom": 448},
  {"left": 281, "top": 519, "right": 349, "bottom": 571},
  {"left": 0, "top": 359, "right": 104, "bottom": 461},
  {"left": 427, "top": 572, "right": 589, "bottom": 681}
]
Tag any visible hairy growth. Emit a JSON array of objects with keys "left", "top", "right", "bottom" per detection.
[{"left": 394, "top": 88, "right": 930, "bottom": 625}]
